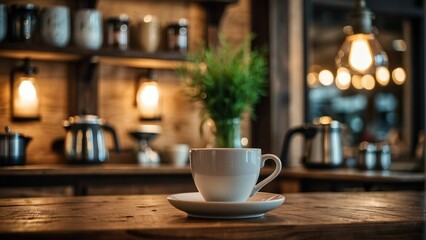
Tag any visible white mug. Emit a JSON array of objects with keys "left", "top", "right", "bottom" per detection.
[
  {"left": 138, "top": 15, "right": 160, "bottom": 53},
  {"left": 0, "top": 4, "right": 6, "bottom": 42},
  {"left": 41, "top": 6, "right": 70, "bottom": 47},
  {"left": 165, "top": 144, "right": 189, "bottom": 166},
  {"left": 74, "top": 9, "right": 102, "bottom": 50},
  {"left": 190, "top": 148, "right": 282, "bottom": 202}
]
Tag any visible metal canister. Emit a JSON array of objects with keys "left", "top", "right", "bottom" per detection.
[
  {"left": 357, "top": 141, "right": 376, "bottom": 170},
  {"left": 376, "top": 142, "right": 391, "bottom": 170},
  {"left": 0, "top": 126, "right": 32, "bottom": 166}
]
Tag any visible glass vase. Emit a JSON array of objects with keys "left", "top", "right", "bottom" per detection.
[{"left": 213, "top": 118, "right": 242, "bottom": 148}]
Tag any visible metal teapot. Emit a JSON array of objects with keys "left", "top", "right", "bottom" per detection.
[
  {"left": 280, "top": 116, "right": 343, "bottom": 168},
  {"left": 63, "top": 115, "right": 120, "bottom": 164}
]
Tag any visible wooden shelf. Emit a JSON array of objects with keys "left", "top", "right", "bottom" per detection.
[{"left": 0, "top": 42, "right": 188, "bottom": 69}]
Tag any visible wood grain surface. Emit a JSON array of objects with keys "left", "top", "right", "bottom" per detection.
[{"left": 0, "top": 192, "right": 424, "bottom": 239}]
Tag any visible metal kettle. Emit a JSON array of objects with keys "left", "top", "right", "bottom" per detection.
[
  {"left": 281, "top": 116, "right": 343, "bottom": 168},
  {"left": 63, "top": 115, "right": 120, "bottom": 164}
]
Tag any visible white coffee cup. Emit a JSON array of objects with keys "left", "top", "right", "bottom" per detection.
[
  {"left": 0, "top": 4, "right": 6, "bottom": 42},
  {"left": 74, "top": 9, "right": 102, "bottom": 50},
  {"left": 41, "top": 6, "right": 70, "bottom": 47},
  {"left": 190, "top": 148, "right": 282, "bottom": 202},
  {"left": 138, "top": 15, "right": 160, "bottom": 53},
  {"left": 165, "top": 144, "right": 189, "bottom": 166}
]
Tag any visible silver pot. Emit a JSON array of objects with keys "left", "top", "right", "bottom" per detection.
[
  {"left": 0, "top": 126, "right": 32, "bottom": 166},
  {"left": 63, "top": 115, "right": 120, "bottom": 164},
  {"left": 281, "top": 117, "right": 343, "bottom": 168}
]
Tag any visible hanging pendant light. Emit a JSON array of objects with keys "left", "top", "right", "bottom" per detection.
[{"left": 335, "top": 0, "right": 388, "bottom": 76}]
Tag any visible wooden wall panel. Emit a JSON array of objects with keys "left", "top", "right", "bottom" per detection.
[
  {"left": 0, "top": 60, "right": 69, "bottom": 164},
  {"left": 0, "top": 0, "right": 251, "bottom": 164}
]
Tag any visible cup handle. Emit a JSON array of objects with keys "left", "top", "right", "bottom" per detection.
[{"left": 250, "top": 154, "right": 282, "bottom": 196}]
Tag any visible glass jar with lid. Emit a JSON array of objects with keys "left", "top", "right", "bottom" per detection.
[
  {"left": 166, "top": 18, "right": 188, "bottom": 53},
  {"left": 106, "top": 15, "right": 129, "bottom": 50},
  {"left": 9, "top": 4, "right": 39, "bottom": 42}
]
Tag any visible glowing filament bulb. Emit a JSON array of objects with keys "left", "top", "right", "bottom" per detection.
[
  {"left": 137, "top": 81, "right": 161, "bottom": 119},
  {"left": 349, "top": 37, "right": 373, "bottom": 72},
  {"left": 138, "top": 85, "right": 159, "bottom": 107},
  {"left": 13, "top": 76, "right": 40, "bottom": 118},
  {"left": 19, "top": 80, "right": 37, "bottom": 101}
]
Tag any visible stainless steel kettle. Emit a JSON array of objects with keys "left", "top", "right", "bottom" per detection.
[
  {"left": 0, "top": 126, "right": 32, "bottom": 166},
  {"left": 63, "top": 115, "right": 120, "bottom": 164},
  {"left": 281, "top": 117, "right": 343, "bottom": 168}
]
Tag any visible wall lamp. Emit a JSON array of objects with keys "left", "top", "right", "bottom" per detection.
[
  {"left": 136, "top": 69, "right": 161, "bottom": 121},
  {"left": 335, "top": 0, "right": 388, "bottom": 75},
  {"left": 10, "top": 58, "right": 41, "bottom": 121}
]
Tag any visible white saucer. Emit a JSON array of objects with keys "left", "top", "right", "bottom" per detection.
[{"left": 167, "top": 192, "right": 285, "bottom": 219}]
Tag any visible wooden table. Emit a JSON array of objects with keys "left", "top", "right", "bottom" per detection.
[{"left": 0, "top": 191, "right": 424, "bottom": 239}]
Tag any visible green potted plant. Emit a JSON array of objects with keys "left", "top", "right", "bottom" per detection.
[{"left": 178, "top": 35, "right": 267, "bottom": 148}]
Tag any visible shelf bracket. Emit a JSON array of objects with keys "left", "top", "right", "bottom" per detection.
[{"left": 68, "top": 56, "right": 99, "bottom": 116}]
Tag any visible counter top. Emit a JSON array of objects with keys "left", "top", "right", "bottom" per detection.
[
  {"left": 0, "top": 164, "right": 422, "bottom": 196},
  {"left": 0, "top": 164, "right": 422, "bottom": 182},
  {"left": 0, "top": 164, "right": 191, "bottom": 176},
  {"left": 281, "top": 166, "right": 424, "bottom": 183},
  {"left": 0, "top": 191, "right": 424, "bottom": 239}
]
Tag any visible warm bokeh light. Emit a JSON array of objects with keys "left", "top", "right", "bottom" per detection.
[
  {"left": 392, "top": 39, "right": 407, "bottom": 52},
  {"left": 318, "top": 69, "right": 334, "bottom": 86},
  {"left": 361, "top": 74, "right": 375, "bottom": 90},
  {"left": 307, "top": 72, "right": 319, "bottom": 87},
  {"left": 241, "top": 137, "right": 249, "bottom": 147},
  {"left": 349, "top": 37, "right": 373, "bottom": 72},
  {"left": 392, "top": 67, "right": 406, "bottom": 85},
  {"left": 137, "top": 81, "right": 160, "bottom": 119},
  {"left": 18, "top": 79, "right": 37, "bottom": 101},
  {"left": 13, "top": 76, "right": 40, "bottom": 118},
  {"left": 143, "top": 15, "right": 153, "bottom": 23},
  {"left": 376, "top": 66, "right": 390, "bottom": 86},
  {"left": 336, "top": 67, "right": 351, "bottom": 90},
  {"left": 351, "top": 75, "right": 363, "bottom": 90},
  {"left": 319, "top": 116, "right": 333, "bottom": 125}
]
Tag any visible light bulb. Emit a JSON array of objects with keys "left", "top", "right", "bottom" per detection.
[
  {"left": 19, "top": 80, "right": 37, "bottom": 101},
  {"left": 336, "top": 33, "right": 388, "bottom": 75},
  {"left": 13, "top": 76, "right": 40, "bottom": 118},
  {"left": 335, "top": 0, "right": 388, "bottom": 78},
  {"left": 139, "top": 85, "right": 159, "bottom": 107},
  {"left": 136, "top": 81, "right": 161, "bottom": 119},
  {"left": 349, "top": 36, "right": 373, "bottom": 72}
]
